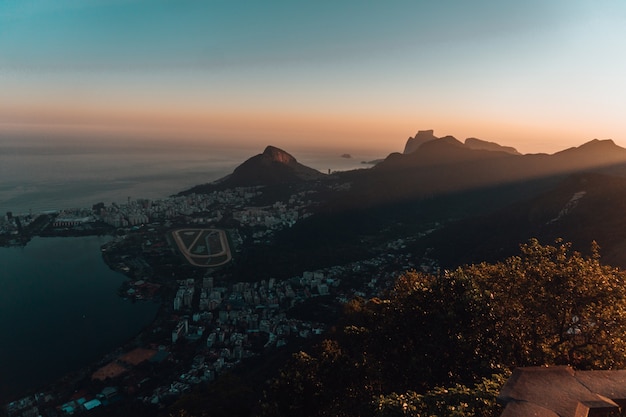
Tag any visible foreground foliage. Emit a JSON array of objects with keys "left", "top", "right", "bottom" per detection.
[
  {"left": 261, "top": 239, "right": 626, "bottom": 416},
  {"left": 470, "top": 238, "right": 626, "bottom": 369},
  {"left": 374, "top": 373, "right": 507, "bottom": 417}
]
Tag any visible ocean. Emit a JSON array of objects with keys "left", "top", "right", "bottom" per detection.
[
  {"left": 0, "top": 136, "right": 381, "bottom": 215},
  {"left": 0, "top": 136, "right": 384, "bottom": 402}
]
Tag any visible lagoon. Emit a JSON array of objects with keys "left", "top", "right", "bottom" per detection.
[{"left": 0, "top": 236, "right": 159, "bottom": 402}]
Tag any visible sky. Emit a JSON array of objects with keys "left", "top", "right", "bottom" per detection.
[{"left": 2, "top": 0, "right": 626, "bottom": 154}]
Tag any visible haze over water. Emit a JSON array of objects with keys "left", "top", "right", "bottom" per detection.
[{"left": 0, "top": 137, "right": 380, "bottom": 215}]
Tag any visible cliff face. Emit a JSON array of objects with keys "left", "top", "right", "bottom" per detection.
[
  {"left": 403, "top": 130, "right": 438, "bottom": 154},
  {"left": 260, "top": 146, "right": 297, "bottom": 165},
  {"left": 226, "top": 146, "right": 324, "bottom": 187}
]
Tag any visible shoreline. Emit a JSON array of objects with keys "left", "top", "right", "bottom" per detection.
[{"left": 0, "top": 233, "right": 163, "bottom": 406}]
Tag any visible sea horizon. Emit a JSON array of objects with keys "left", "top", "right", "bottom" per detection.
[{"left": 0, "top": 136, "right": 384, "bottom": 216}]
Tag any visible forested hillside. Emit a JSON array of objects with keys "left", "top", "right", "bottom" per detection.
[{"left": 170, "top": 239, "right": 626, "bottom": 417}]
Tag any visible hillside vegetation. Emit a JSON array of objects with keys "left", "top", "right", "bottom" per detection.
[
  {"left": 170, "top": 239, "right": 626, "bottom": 417},
  {"left": 259, "top": 239, "right": 626, "bottom": 417}
]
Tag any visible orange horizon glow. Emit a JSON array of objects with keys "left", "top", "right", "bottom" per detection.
[
  {"left": 3, "top": 2, "right": 626, "bottom": 158},
  {"left": 2, "top": 104, "right": 624, "bottom": 157}
]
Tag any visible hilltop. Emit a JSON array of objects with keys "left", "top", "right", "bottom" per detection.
[
  {"left": 403, "top": 129, "right": 521, "bottom": 155},
  {"left": 180, "top": 145, "right": 325, "bottom": 195}
]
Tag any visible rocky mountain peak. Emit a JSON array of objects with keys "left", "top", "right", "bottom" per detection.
[
  {"left": 262, "top": 146, "right": 297, "bottom": 165},
  {"left": 403, "top": 130, "right": 438, "bottom": 154}
]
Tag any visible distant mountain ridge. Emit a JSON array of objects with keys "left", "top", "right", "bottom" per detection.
[
  {"left": 359, "top": 133, "right": 626, "bottom": 204},
  {"left": 181, "top": 133, "right": 626, "bottom": 212},
  {"left": 402, "top": 130, "right": 521, "bottom": 155},
  {"left": 175, "top": 132, "right": 626, "bottom": 271},
  {"left": 464, "top": 137, "right": 521, "bottom": 155}
]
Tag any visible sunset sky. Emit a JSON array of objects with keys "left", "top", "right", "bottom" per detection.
[{"left": 2, "top": 0, "right": 626, "bottom": 154}]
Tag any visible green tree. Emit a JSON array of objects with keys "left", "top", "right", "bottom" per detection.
[
  {"left": 261, "top": 340, "right": 373, "bottom": 417},
  {"left": 466, "top": 238, "right": 626, "bottom": 369},
  {"left": 374, "top": 373, "right": 507, "bottom": 417},
  {"left": 261, "top": 239, "right": 626, "bottom": 416},
  {"left": 262, "top": 271, "right": 497, "bottom": 416}
]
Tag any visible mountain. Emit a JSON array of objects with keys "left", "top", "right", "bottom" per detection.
[
  {"left": 227, "top": 145, "right": 324, "bottom": 186},
  {"left": 310, "top": 134, "right": 626, "bottom": 268},
  {"left": 348, "top": 136, "right": 626, "bottom": 207},
  {"left": 464, "top": 137, "right": 520, "bottom": 155},
  {"left": 345, "top": 135, "right": 521, "bottom": 206},
  {"left": 180, "top": 134, "right": 626, "bottom": 225},
  {"left": 383, "top": 134, "right": 512, "bottom": 169},
  {"left": 402, "top": 130, "right": 520, "bottom": 156},
  {"left": 403, "top": 129, "right": 438, "bottom": 154},
  {"left": 423, "top": 172, "right": 626, "bottom": 268},
  {"left": 551, "top": 139, "right": 626, "bottom": 170},
  {"left": 180, "top": 146, "right": 325, "bottom": 194}
]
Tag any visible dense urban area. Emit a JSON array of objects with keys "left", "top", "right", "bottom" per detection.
[{"left": 1, "top": 182, "right": 439, "bottom": 417}]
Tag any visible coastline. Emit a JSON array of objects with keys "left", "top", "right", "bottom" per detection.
[
  {"left": 0, "top": 235, "right": 161, "bottom": 405},
  {"left": 2, "top": 180, "right": 339, "bottom": 414},
  {"left": 0, "top": 146, "right": 387, "bottom": 415}
]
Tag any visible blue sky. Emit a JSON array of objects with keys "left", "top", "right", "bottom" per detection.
[{"left": 2, "top": 0, "right": 626, "bottom": 153}]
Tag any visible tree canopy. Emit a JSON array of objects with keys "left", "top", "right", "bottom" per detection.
[
  {"left": 468, "top": 238, "right": 626, "bottom": 369},
  {"left": 261, "top": 239, "right": 626, "bottom": 417}
]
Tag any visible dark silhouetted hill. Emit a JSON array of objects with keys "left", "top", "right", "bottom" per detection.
[
  {"left": 403, "top": 129, "right": 438, "bottom": 154},
  {"left": 229, "top": 146, "right": 324, "bottom": 185},
  {"left": 180, "top": 146, "right": 325, "bottom": 194},
  {"left": 464, "top": 137, "right": 520, "bottom": 155},
  {"left": 402, "top": 130, "right": 520, "bottom": 156},
  {"left": 339, "top": 136, "right": 626, "bottom": 209},
  {"left": 423, "top": 172, "right": 626, "bottom": 268}
]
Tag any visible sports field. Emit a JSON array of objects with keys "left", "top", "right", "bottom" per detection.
[{"left": 171, "top": 228, "right": 232, "bottom": 267}]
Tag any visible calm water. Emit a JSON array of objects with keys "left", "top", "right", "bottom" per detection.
[
  {"left": 0, "top": 139, "right": 243, "bottom": 215},
  {"left": 0, "top": 236, "right": 160, "bottom": 402},
  {"left": 0, "top": 136, "right": 381, "bottom": 215}
]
